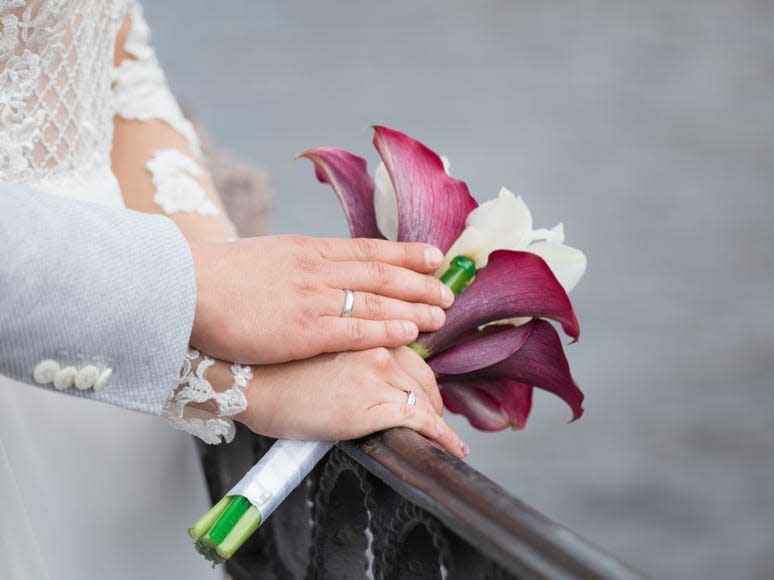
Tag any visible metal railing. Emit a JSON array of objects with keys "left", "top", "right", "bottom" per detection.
[{"left": 198, "top": 426, "right": 642, "bottom": 580}]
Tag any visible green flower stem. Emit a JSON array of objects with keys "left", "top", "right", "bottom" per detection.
[
  {"left": 190, "top": 255, "right": 477, "bottom": 564},
  {"left": 188, "top": 496, "right": 230, "bottom": 542},
  {"left": 410, "top": 255, "right": 476, "bottom": 360},
  {"left": 408, "top": 342, "right": 430, "bottom": 359},
  {"left": 204, "top": 494, "right": 251, "bottom": 545},
  {"left": 439, "top": 255, "right": 476, "bottom": 295},
  {"left": 215, "top": 505, "right": 262, "bottom": 561}
]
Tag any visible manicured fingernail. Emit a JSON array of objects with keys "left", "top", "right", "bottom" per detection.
[
  {"left": 441, "top": 285, "right": 454, "bottom": 306},
  {"left": 402, "top": 321, "right": 418, "bottom": 337},
  {"left": 430, "top": 306, "right": 445, "bottom": 325},
  {"left": 460, "top": 442, "right": 470, "bottom": 456},
  {"left": 436, "top": 421, "right": 446, "bottom": 437},
  {"left": 425, "top": 246, "right": 444, "bottom": 267}
]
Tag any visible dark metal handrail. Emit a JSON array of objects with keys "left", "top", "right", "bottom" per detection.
[
  {"left": 198, "top": 425, "right": 643, "bottom": 580},
  {"left": 341, "top": 428, "right": 641, "bottom": 580}
]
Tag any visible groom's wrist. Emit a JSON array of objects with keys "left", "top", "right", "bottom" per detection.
[{"left": 188, "top": 239, "right": 213, "bottom": 351}]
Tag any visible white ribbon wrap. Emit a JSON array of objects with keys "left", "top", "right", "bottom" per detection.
[{"left": 228, "top": 439, "right": 335, "bottom": 520}]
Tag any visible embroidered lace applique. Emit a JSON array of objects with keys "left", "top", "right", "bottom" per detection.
[
  {"left": 111, "top": 2, "right": 220, "bottom": 215},
  {"left": 111, "top": 2, "right": 200, "bottom": 154},
  {"left": 162, "top": 348, "right": 251, "bottom": 445},
  {"left": 147, "top": 148, "right": 220, "bottom": 215}
]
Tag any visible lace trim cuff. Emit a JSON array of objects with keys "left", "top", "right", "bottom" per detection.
[{"left": 162, "top": 348, "right": 251, "bottom": 445}]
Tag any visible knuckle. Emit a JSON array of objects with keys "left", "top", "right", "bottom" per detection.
[
  {"left": 364, "top": 292, "right": 385, "bottom": 318},
  {"left": 299, "top": 305, "right": 318, "bottom": 325},
  {"left": 368, "top": 346, "right": 392, "bottom": 367},
  {"left": 369, "top": 261, "right": 392, "bottom": 287},
  {"left": 355, "top": 237, "right": 377, "bottom": 260},
  {"left": 403, "top": 244, "right": 414, "bottom": 267},
  {"left": 348, "top": 319, "right": 367, "bottom": 343},
  {"left": 285, "top": 234, "right": 308, "bottom": 250},
  {"left": 425, "top": 276, "right": 441, "bottom": 299},
  {"left": 296, "top": 257, "right": 320, "bottom": 274},
  {"left": 427, "top": 373, "right": 442, "bottom": 392},
  {"left": 383, "top": 320, "right": 402, "bottom": 342},
  {"left": 429, "top": 392, "right": 444, "bottom": 414},
  {"left": 400, "top": 400, "right": 418, "bottom": 422},
  {"left": 316, "top": 238, "right": 334, "bottom": 258}
]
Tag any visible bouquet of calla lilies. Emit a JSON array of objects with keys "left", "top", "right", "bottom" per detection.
[{"left": 189, "top": 126, "right": 587, "bottom": 564}]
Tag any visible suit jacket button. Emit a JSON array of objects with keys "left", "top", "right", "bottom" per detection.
[
  {"left": 53, "top": 366, "right": 78, "bottom": 390},
  {"left": 94, "top": 368, "right": 113, "bottom": 392},
  {"left": 75, "top": 365, "right": 99, "bottom": 390},
  {"left": 33, "top": 360, "right": 60, "bottom": 384}
]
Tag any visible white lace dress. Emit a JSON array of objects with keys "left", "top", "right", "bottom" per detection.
[{"left": 0, "top": 1, "right": 243, "bottom": 578}]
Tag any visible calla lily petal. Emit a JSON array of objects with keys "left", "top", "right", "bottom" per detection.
[
  {"left": 372, "top": 125, "right": 478, "bottom": 253},
  {"left": 416, "top": 250, "right": 580, "bottom": 356},
  {"left": 482, "top": 379, "right": 533, "bottom": 429},
  {"left": 485, "top": 319, "right": 584, "bottom": 421},
  {"left": 299, "top": 147, "right": 382, "bottom": 239},
  {"left": 429, "top": 323, "right": 533, "bottom": 375},
  {"left": 440, "top": 379, "right": 533, "bottom": 431},
  {"left": 373, "top": 161, "right": 399, "bottom": 240},
  {"left": 528, "top": 240, "right": 587, "bottom": 293},
  {"left": 439, "top": 381, "right": 511, "bottom": 431}
]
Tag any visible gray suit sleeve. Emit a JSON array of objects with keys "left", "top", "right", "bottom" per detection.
[{"left": 0, "top": 184, "right": 196, "bottom": 415}]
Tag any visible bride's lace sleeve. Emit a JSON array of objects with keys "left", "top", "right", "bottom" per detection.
[
  {"left": 110, "top": 0, "right": 237, "bottom": 242},
  {"left": 111, "top": 2, "right": 246, "bottom": 442},
  {"left": 163, "top": 348, "right": 252, "bottom": 445}
]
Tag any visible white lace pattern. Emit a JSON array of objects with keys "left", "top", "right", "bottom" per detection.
[
  {"left": 147, "top": 148, "right": 219, "bottom": 215},
  {"left": 110, "top": 1, "right": 219, "bottom": 217},
  {"left": 162, "top": 348, "right": 251, "bottom": 445},
  {"left": 0, "top": 0, "right": 128, "bottom": 205}
]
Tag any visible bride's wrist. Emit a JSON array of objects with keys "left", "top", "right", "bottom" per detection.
[{"left": 178, "top": 350, "right": 254, "bottom": 416}]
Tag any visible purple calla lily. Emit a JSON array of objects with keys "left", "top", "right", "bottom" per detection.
[
  {"left": 301, "top": 126, "right": 585, "bottom": 431},
  {"left": 296, "top": 147, "right": 382, "bottom": 239},
  {"left": 371, "top": 126, "right": 478, "bottom": 252},
  {"left": 414, "top": 250, "right": 580, "bottom": 357},
  {"left": 440, "top": 378, "right": 533, "bottom": 431},
  {"left": 430, "top": 319, "right": 584, "bottom": 424}
]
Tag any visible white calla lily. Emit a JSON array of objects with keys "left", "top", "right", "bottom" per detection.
[
  {"left": 528, "top": 239, "right": 587, "bottom": 293},
  {"left": 373, "top": 159, "right": 586, "bottom": 293},
  {"left": 441, "top": 187, "right": 586, "bottom": 293}
]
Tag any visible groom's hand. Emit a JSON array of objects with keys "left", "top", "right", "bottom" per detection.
[{"left": 188, "top": 235, "right": 454, "bottom": 365}]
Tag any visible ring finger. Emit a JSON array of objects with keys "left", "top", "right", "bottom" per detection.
[
  {"left": 325, "top": 289, "right": 446, "bottom": 331},
  {"left": 373, "top": 384, "right": 465, "bottom": 459}
]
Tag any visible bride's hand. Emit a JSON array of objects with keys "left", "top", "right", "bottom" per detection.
[
  {"left": 189, "top": 235, "right": 454, "bottom": 365},
  {"left": 229, "top": 346, "right": 467, "bottom": 458}
]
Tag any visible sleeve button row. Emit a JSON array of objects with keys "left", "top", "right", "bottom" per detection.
[{"left": 33, "top": 360, "right": 112, "bottom": 392}]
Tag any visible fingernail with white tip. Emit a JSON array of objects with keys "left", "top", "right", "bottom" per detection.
[
  {"left": 425, "top": 246, "right": 444, "bottom": 267},
  {"left": 402, "top": 321, "right": 418, "bottom": 337},
  {"left": 431, "top": 306, "right": 445, "bottom": 324},
  {"left": 441, "top": 285, "right": 454, "bottom": 306},
  {"left": 460, "top": 442, "right": 470, "bottom": 457}
]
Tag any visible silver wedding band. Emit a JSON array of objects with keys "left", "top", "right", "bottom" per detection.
[
  {"left": 406, "top": 390, "right": 417, "bottom": 407},
  {"left": 341, "top": 289, "right": 355, "bottom": 318}
]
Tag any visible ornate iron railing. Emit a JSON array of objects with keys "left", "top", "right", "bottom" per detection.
[{"left": 198, "top": 426, "right": 642, "bottom": 580}]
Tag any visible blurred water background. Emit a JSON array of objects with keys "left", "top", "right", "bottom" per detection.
[{"left": 144, "top": 2, "right": 774, "bottom": 578}]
